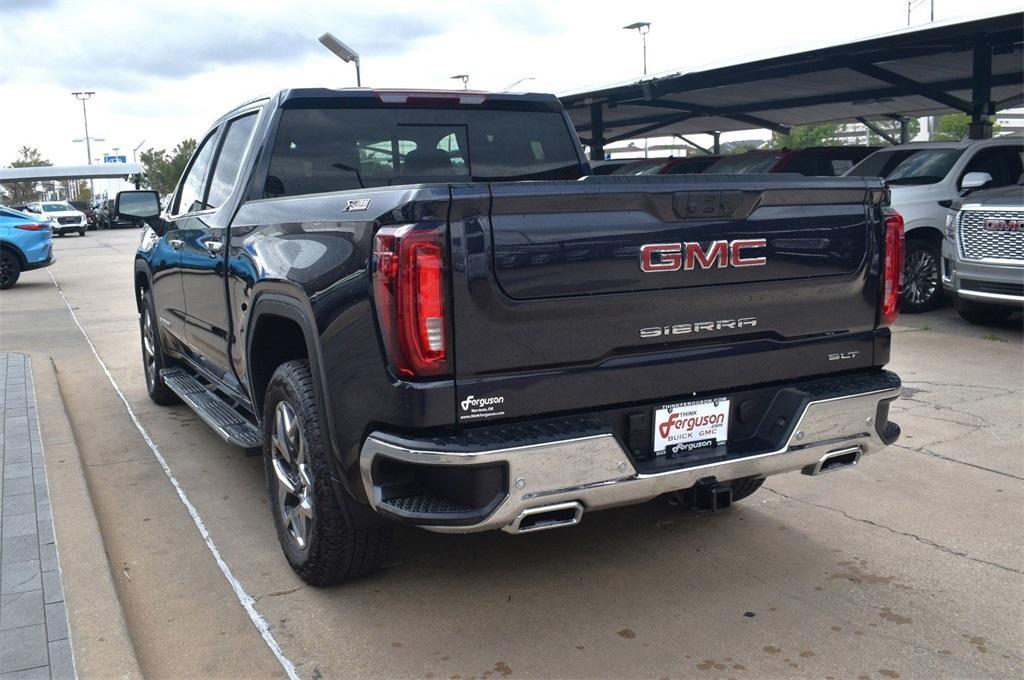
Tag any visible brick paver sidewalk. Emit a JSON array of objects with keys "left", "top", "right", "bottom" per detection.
[{"left": 0, "top": 353, "right": 74, "bottom": 679}]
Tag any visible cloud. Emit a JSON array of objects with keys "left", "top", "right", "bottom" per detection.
[
  {"left": 0, "top": 0, "right": 58, "bottom": 14},
  {"left": 0, "top": 2, "right": 445, "bottom": 91}
]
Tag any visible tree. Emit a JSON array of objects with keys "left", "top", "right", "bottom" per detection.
[
  {"left": 1, "top": 146, "right": 52, "bottom": 204},
  {"left": 932, "top": 113, "right": 1001, "bottom": 141},
  {"left": 864, "top": 118, "right": 920, "bottom": 145},
  {"left": 139, "top": 138, "right": 197, "bottom": 196},
  {"left": 75, "top": 180, "right": 92, "bottom": 202},
  {"left": 767, "top": 123, "right": 844, "bottom": 149}
]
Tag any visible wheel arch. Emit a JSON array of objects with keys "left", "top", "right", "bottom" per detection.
[{"left": 0, "top": 241, "right": 27, "bottom": 268}]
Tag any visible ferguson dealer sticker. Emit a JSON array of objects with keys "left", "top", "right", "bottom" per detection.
[
  {"left": 654, "top": 398, "right": 730, "bottom": 456},
  {"left": 459, "top": 394, "right": 506, "bottom": 421}
]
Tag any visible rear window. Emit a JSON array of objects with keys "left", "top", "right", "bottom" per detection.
[
  {"left": 263, "top": 107, "right": 582, "bottom": 198},
  {"left": 704, "top": 154, "right": 781, "bottom": 174}
]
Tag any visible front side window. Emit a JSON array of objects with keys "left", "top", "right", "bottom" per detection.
[
  {"left": 174, "top": 130, "right": 219, "bottom": 214},
  {"left": 263, "top": 107, "right": 582, "bottom": 198},
  {"left": 206, "top": 113, "right": 258, "bottom": 209}
]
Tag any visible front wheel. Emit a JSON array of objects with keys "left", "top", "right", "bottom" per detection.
[
  {"left": 140, "top": 290, "right": 180, "bottom": 405},
  {"left": 1, "top": 251, "right": 21, "bottom": 289},
  {"left": 79, "top": 228, "right": 87, "bottom": 237},
  {"left": 263, "top": 360, "right": 391, "bottom": 586},
  {"left": 901, "top": 239, "right": 943, "bottom": 313},
  {"left": 956, "top": 297, "right": 1014, "bottom": 325}
]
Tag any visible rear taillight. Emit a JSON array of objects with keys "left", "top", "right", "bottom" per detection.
[
  {"left": 881, "top": 210, "right": 905, "bottom": 326},
  {"left": 372, "top": 225, "right": 450, "bottom": 378},
  {"left": 15, "top": 223, "right": 48, "bottom": 231}
]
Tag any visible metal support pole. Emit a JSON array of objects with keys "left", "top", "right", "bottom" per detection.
[
  {"left": 355, "top": 60, "right": 362, "bottom": 87},
  {"left": 713, "top": 132, "right": 721, "bottom": 155},
  {"left": 642, "top": 31, "right": 647, "bottom": 75},
  {"left": 899, "top": 118, "right": 909, "bottom": 144},
  {"left": 589, "top": 103, "right": 605, "bottom": 161},
  {"left": 969, "top": 40, "right": 993, "bottom": 140}
]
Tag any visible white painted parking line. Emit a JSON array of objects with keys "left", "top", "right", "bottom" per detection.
[{"left": 46, "top": 270, "right": 300, "bottom": 680}]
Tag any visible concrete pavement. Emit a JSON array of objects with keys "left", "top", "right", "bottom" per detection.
[{"left": 0, "top": 228, "right": 1021, "bottom": 679}]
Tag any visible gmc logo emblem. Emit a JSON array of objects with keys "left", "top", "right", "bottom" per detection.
[
  {"left": 640, "top": 239, "right": 767, "bottom": 273},
  {"left": 983, "top": 218, "right": 1023, "bottom": 232}
]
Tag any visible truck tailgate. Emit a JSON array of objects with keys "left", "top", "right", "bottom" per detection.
[{"left": 447, "top": 175, "right": 888, "bottom": 423}]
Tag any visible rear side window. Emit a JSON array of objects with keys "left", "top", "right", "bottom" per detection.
[
  {"left": 206, "top": 113, "right": 258, "bottom": 209},
  {"left": 961, "top": 145, "right": 1024, "bottom": 187},
  {"left": 263, "top": 107, "right": 582, "bottom": 198},
  {"left": 174, "top": 131, "right": 219, "bottom": 214}
]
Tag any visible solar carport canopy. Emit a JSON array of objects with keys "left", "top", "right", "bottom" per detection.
[{"left": 561, "top": 12, "right": 1023, "bottom": 157}]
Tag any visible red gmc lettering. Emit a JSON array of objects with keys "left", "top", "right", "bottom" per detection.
[
  {"left": 640, "top": 243, "right": 683, "bottom": 272},
  {"left": 640, "top": 239, "right": 767, "bottom": 273}
]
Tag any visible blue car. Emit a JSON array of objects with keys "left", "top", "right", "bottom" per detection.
[{"left": 1, "top": 206, "right": 54, "bottom": 289}]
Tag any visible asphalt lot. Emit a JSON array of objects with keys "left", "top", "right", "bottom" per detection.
[{"left": 1, "top": 228, "right": 1021, "bottom": 680}]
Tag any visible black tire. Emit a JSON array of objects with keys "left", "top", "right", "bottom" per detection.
[
  {"left": 901, "top": 239, "right": 943, "bottom": 313},
  {"left": 728, "top": 476, "right": 765, "bottom": 502},
  {"left": 263, "top": 360, "right": 392, "bottom": 586},
  {"left": 139, "top": 290, "right": 180, "bottom": 405},
  {"left": 1, "top": 250, "right": 21, "bottom": 290},
  {"left": 79, "top": 228, "right": 87, "bottom": 237},
  {"left": 955, "top": 297, "right": 1014, "bottom": 325}
]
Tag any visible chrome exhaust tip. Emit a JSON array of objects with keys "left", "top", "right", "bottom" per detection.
[
  {"left": 803, "top": 446, "right": 862, "bottom": 476},
  {"left": 505, "top": 501, "right": 584, "bottom": 534}
]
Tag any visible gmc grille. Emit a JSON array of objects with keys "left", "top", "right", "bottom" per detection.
[
  {"left": 57, "top": 216, "right": 80, "bottom": 225},
  {"left": 957, "top": 209, "right": 1024, "bottom": 261}
]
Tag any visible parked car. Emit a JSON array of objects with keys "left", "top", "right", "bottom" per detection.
[
  {"left": 612, "top": 156, "right": 723, "bottom": 176},
  {"left": 69, "top": 200, "right": 98, "bottom": 230},
  {"left": 122, "top": 87, "right": 902, "bottom": 586},
  {"left": 704, "top": 146, "right": 879, "bottom": 177},
  {"left": 23, "top": 201, "right": 87, "bottom": 237},
  {"left": 0, "top": 206, "right": 54, "bottom": 289},
  {"left": 847, "top": 135, "right": 1024, "bottom": 312},
  {"left": 941, "top": 178, "right": 1023, "bottom": 324},
  {"left": 96, "top": 197, "right": 140, "bottom": 229}
]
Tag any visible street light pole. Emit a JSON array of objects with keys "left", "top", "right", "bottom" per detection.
[
  {"left": 450, "top": 74, "right": 469, "bottom": 90},
  {"left": 500, "top": 76, "right": 535, "bottom": 92},
  {"left": 133, "top": 140, "right": 146, "bottom": 163},
  {"left": 72, "top": 91, "right": 97, "bottom": 197},
  {"left": 623, "top": 22, "right": 651, "bottom": 75},
  {"left": 318, "top": 33, "right": 361, "bottom": 86}
]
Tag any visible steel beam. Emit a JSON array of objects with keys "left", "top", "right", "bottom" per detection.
[
  {"left": 857, "top": 117, "right": 898, "bottom": 145},
  {"left": 589, "top": 103, "right": 605, "bottom": 160},
  {"left": 850, "top": 63, "right": 973, "bottom": 113},
  {"left": 970, "top": 39, "right": 993, "bottom": 139}
]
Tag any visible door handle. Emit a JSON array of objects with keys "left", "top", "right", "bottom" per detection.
[
  {"left": 203, "top": 240, "right": 224, "bottom": 255},
  {"left": 168, "top": 239, "right": 184, "bottom": 249}
]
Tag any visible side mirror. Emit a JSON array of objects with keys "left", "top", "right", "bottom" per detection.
[
  {"left": 115, "top": 190, "right": 160, "bottom": 219},
  {"left": 960, "top": 171, "right": 992, "bottom": 191}
]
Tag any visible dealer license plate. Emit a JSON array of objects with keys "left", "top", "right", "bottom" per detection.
[{"left": 653, "top": 397, "right": 730, "bottom": 457}]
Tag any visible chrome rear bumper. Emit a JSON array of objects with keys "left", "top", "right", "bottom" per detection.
[{"left": 360, "top": 378, "right": 900, "bottom": 534}]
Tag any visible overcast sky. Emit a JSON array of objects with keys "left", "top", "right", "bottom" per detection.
[{"left": 1, "top": 0, "right": 1019, "bottom": 166}]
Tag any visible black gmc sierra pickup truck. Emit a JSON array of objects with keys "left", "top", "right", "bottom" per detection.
[{"left": 118, "top": 88, "right": 904, "bottom": 585}]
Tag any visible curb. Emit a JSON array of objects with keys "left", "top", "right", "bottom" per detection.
[{"left": 30, "top": 353, "right": 143, "bottom": 680}]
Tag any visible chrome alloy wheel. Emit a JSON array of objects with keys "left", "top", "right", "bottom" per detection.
[
  {"left": 904, "top": 247, "right": 939, "bottom": 305},
  {"left": 142, "top": 307, "right": 157, "bottom": 388},
  {"left": 271, "top": 401, "right": 314, "bottom": 550}
]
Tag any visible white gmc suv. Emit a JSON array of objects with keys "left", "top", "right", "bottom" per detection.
[{"left": 847, "top": 135, "right": 1024, "bottom": 312}]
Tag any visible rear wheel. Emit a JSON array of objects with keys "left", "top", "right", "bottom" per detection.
[
  {"left": 956, "top": 297, "right": 1014, "bottom": 325},
  {"left": 140, "top": 290, "right": 180, "bottom": 405},
  {"left": 901, "top": 239, "right": 943, "bottom": 313},
  {"left": 1, "top": 251, "right": 21, "bottom": 289},
  {"left": 79, "top": 228, "right": 86, "bottom": 237},
  {"left": 263, "top": 360, "right": 392, "bottom": 586}
]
